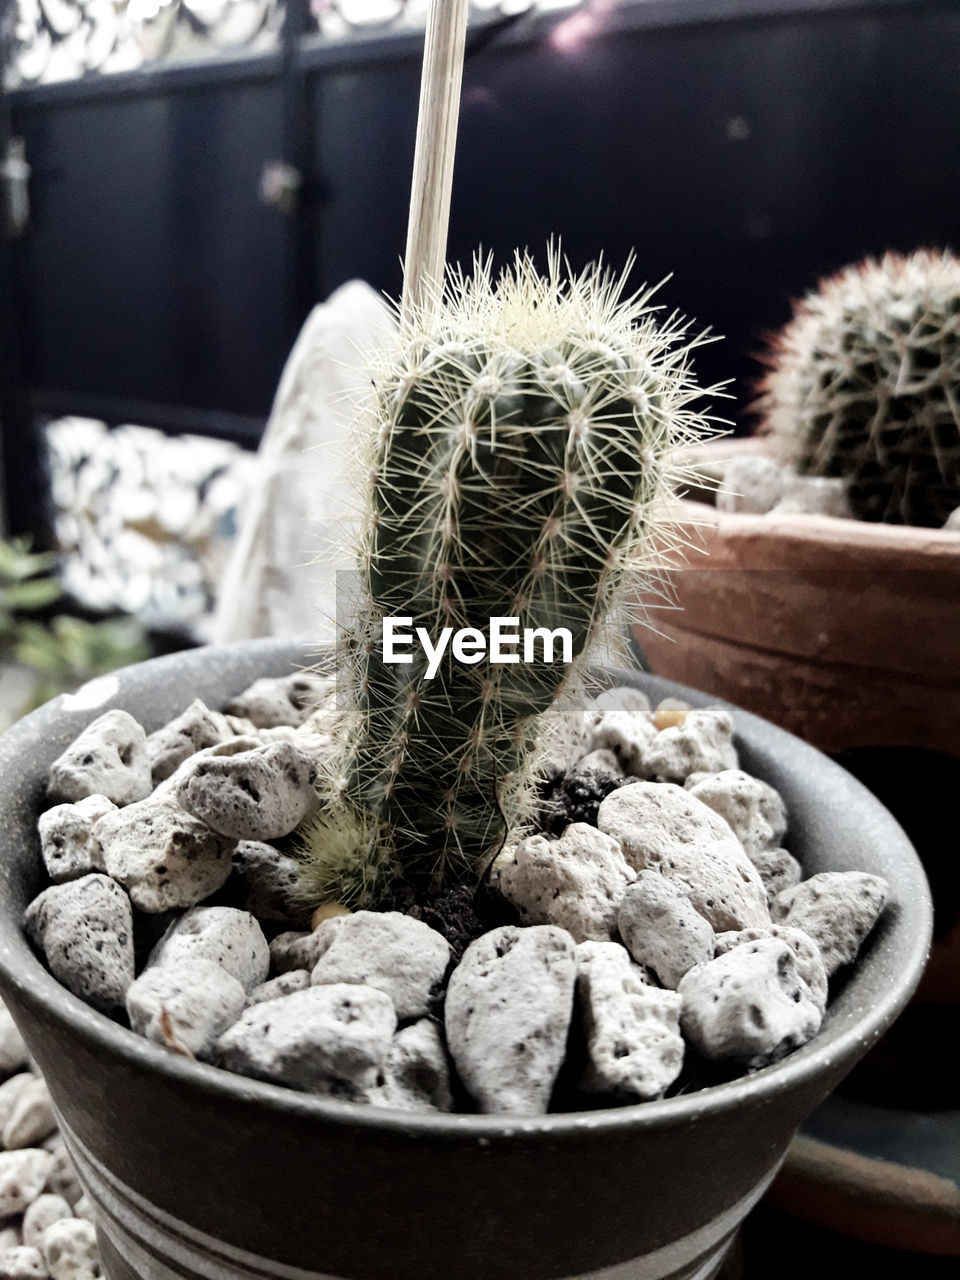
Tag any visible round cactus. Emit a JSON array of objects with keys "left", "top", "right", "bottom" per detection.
[
  {"left": 297, "top": 251, "right": 716, "bottom": 908},
  {"left": 759, "top": 249, "right": 960, "bottom": 527}
]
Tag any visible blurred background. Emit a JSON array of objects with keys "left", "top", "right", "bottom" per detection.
[{"left": 1, "top": 0, "right": 958, "bottom": 1273}]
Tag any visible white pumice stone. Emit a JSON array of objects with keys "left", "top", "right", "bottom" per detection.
[
  {"left": 0, "top": 1074, "right": 35, "bottom": 1135},
  {"left": 943, "top": 506, "right": 960, "bottom": 531},
  {"left": 592, "top": 686, "right": 653, "bottom": 718},
  {"left": 268, "top": 930, "right": 329, "bottom": 976},
  {"left": 24, "top": 875, "right": 134, "bottom": 1013},
  {"left": 47, "top": 710, "right": 151, "bottom": 807},
  {"left": 597, "top": 782, "right": 769, "bottom": 932},
  {"left": 310, "top": 911, "right": 450, "bottom": 1020},
  {"left": 0, "top": 1245, "right": 47, "bottom": 1278},
  {"left": 22, "top": 1196, "right": 73, "bottom": 1249},
  {"left": 617, "top": 871, "right": 716, "bottom": 989},
  {"left": 378, "top": 1020, "right": 454, "bottom": 1113},
  {"left": 224, "top": 673, "right": 328, "bottom": 729},
  {"left": 175, "top": 740, "right": 317, "bottom": 841},
  {"left": 245, "top": 971, "right": 311, "bottom": 1007},
  {"left": 575, "top": 940, "right": 684, "bottom": 1101},
  {"left": 95, "top": 797, "right": 234, "bottom": 913},
  {"left": 232, "top": 841, "right": 311, "bottom": 928},
  {"left": 2, "top": 1079, "right": 56, "bottom": 1151},
  {"left": 714, "top": 926, "right": 828, "bottom": 1014},
  {"left": 70, "top": 1199, "right": 94, "bottom": 1226},
  {"left": 772, "top": 473, "right": 853, "bottom": 518},
  {"left": 145, "top": 699, "right": 233, "bottom": 784},
  {"left": 748, "top": 847, "right": 803, "bottom": 906},
  {"left": 39, "top": 1217, "right": 99, "bottom": 1280},
  {"left": 489, "top": 823, "right": 635, "bottom": 943},
  {"left": 0, "top": 1225, "right": 22, "bottom": 1255},
  {"left": 39, "top": 1142, "right": 82, "bottom": 1208},
  {"left": 0, "top": 1149, "right": 55, "bottom": 1216},
  {"left": 643, "top": 708, "right": 739, "bottom": 782},
  {"left": 772, "top": 871, "right": 889, "bottom": 976},
  {"left": 686, "top": 770, "right": 787, "bottom": 856},
  {"left": 716, "top": 454, "right": 786, "bottom": 515},
  {"left": 0, "top": 1007, "right": 29, "bottom": 1076},
  {"left": 589, "top": 710, "right": 657, "bottom": 776},
  {"left": 147, "top": 907, "right": 269, "bottom": 991},
  {"left": 126, "top": 958, "right": 246, "bottom": 1060},
  {"left": 679, "top": 936, "right": 823, "bottom": 1070},
  {"left": 217, "top": 985, "right": 396, "bottom": 1100},
  {"left": 444, "top": 925, "right": 576, "bottom": 1115},
  {"left": 37, "top": 796, "right": 115, "bottom": 885}
]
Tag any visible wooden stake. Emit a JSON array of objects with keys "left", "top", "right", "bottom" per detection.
[{"left": 400, "top": 0, "right": 470, "bottom": 333}]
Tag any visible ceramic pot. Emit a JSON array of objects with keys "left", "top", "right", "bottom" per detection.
[{"left": 0, "top": 640, "right": 931, "bottom": 1280}]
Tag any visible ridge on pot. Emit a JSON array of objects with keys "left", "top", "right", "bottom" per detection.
[{"left": 0, "top": 640, "right": 931, "bottom": 1280}]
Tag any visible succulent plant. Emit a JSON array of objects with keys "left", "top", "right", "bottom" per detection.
[
  {"left": 759, "top": 249, "right": 960, "bottom": 526},
  {"left": 297, "top": 251, "right": 716, "bottom": 908}
]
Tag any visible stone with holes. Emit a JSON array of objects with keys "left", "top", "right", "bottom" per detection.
[
  {"left": 0, "top": 1149, "right": 54, "bottom": 1217},
  {"left": 246, "top": 971, "right": 311, "bottom": 1007},
  {"left": 716, "top": 454, "right": 786, "bottom": 515},
  {"left": 126, "top": 958, "right": 246, "bottom": 1060},
  {"left": 643, "top": 709, "right": 739, "bottom": 783},
  {"left": 589, "top": 709, "right": 657, "bottom": 777},
  {"left": 47, "top": 710, "right": 151, "bottom": 807},
  {"left": 22, "top": 1196, "right": 73, "bottom": 1251},
  {"left": 39, "top": 1217, "right": 99, "bottom": 1280},
  {"left": 748, "top": 847, "right": 803, "bottom": 907},
  {"left": 686, "top": 770, "right": 787, "bottom": 856},
  {"left": 772, "top": 871, "right": 889, "bottom": 976},
  {"left": 715, "top": 925, "right": 828, "bottom": 1013},
  {"left": 233, "top": 840, "right": 312, "bottom": 928},
  {"left": 175, "top": 740, "right": 317, "bottom": 841},
  {"left": 617, "top": 871, "right": 716, "bottom": 989},
  {"left": 145, "top": 698, "right": 234, "bottom": 784},
  {"left": 147, "top": 907, "right": 269, "bottom": 992},
  {"left": 224, "top": 673, "right": 331, "bottom": 729},
  {"left": 0, "top": 1245, "right": 47, "bottom": 1278},
  {"left": 378, "top": 1019, "right": 454, "bottom": 1113},
  {"left": 37, "top": 795, "right": 115, "bottom": 885},
  {"left": 2, "top": 1078, "right": 56, "bottom": 1151}
]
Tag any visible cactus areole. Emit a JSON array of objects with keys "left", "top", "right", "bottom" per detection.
[{"left": 299, "top": 252, "right": 717, "bottom": 908}]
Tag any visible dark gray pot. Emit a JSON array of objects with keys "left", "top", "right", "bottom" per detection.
[{"left": 0, "top": 640, "right": 932, "bottom": 1280}]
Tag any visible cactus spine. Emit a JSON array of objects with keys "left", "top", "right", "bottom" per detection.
[
  {"left": 760, "top": 249, "right": 960, "bottom": 527},
  {"left": 298, "top": 252, "right": 714, "bottom": 908}
]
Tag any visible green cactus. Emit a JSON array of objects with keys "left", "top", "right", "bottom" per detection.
[
  {"left": 759, "top": 249, "right": 960, "bottom": 526},
  {"left": 297, "top": 252, "right": 716, "bottom": 908}
]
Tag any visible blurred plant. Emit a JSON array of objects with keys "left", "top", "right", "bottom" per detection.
[{"left": 0, "top": 536, "right": 152, "bottom": 723}]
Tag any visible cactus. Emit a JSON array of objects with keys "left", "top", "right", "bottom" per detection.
[
  {"left": 759, "top": 249, "right": 960, "bottom": 526},
  {"left": 297, "top": 251, "right": 716, "bottom": 908}
]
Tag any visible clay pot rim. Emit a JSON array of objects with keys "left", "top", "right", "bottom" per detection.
[{"left": 0, "top": 639, "right": 932, "bottom": 1142}]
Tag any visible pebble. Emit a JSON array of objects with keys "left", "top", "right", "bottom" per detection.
[
  {"left": 772, "top": 473, "right": 853, "bottom": 518},
  {"left": 444, "top": 925, "right": 576, "bottom": 1115},
  {"left": 576, "top": 941, "right": 684, "bottom": 1101},
  {"left": 36, "top": 797, "right": 114, "bottom": 885},
  {"left": 147, "top": 907, "right": 269, "bottom": 992},
  {"left": 0, "top": 1246, "right": 47, "bottom": 1278},
  {"left": 617, "top": 871, "right": 716, "bottom": 989},
  {"left": 232, "top": 841, "right": 311, "bottom": 928},
  {"left": 0, "top": 1009, "right": 29, "bottom": 1077},
  {"left": 652, "top": 699, "right": 690, "bottom": 732},
  {"left": 378, "top": 1020, "right": 454, "bottom": 1113},
  {"left": 39, "top": 1142, "right": 82, "bottom": 1208},
  {"left": 589, "top": 710, "right": 656, "bottom": 776},
  {"left": 24, "top": 876, "right": 134, "bottom": 1014},
  {"left": 70, "top": 1200, "right": 94, "bottom": 1226},
  {"left": 95, "top": 797, "right": 234, "bottom": 913},
  {"left": 597, "top": 782, "right": 769, "bottom": 932},
  {"left": 773, "top": 871, "right": 889, "bottom": 975},
  {"left": 268, "top": 930, "right": 329, "bottom": 976},
  {"left": 0, "top": 1149, "right": 54, "bottom": 1216},
  {"left": 3, "top": 1079, "right": 56, "bottom": 1151},
  {"left": 246, "top": 971, "right": 311, "bottom": 1007},
  {"left": 224, "top": 673, "right": 329, "bottom": 729},
  {"left": 217, "top": 985, "right": 396, "bottom": 1100},
  {"left": 22, "top": 1197, "right": 73, "bottom": 1250},
  {"left": 126, "top": 958, "right": 246, "bottom": 1060},
  {"left": 47, "top": 710, "right": 151, "bottom": 807},
  {"left": 39, "top": 1218, "right": 99, "bottom": 1280},
  {"left": 0, "top": 1226, "right": 21, "bottom": 1255},
  {"left": 310, "top": 912, "right": 450, "bottom": 1021},
  {"left": 145, "top": 699, "right": 233, "bottom": 784},
  {"left": 679, "top": 936, "right": 824, "bottom": 1070},
  {"left": 715, "top": 925, "right": 828, "bottom": 1014},
  {"left": 643, "top": 708, "right": 739, "bottom": 782},
  {"left": 592, "top": 686, "right": 652, "bottom": 718},
  {"left": 175, "top": 740, "right": 317, "bottom": 841},
  {"left": 748, "top": 847, "right": 803, "bottom": 906},
  {"left": 490, "top": 823, "right": 636, "bottom": 943},
  {"left": 716, "top": 454, "right": 786, "bottom": 515},
  {"left": 686, "top": 770, "right": 787, "bottom": 856}
]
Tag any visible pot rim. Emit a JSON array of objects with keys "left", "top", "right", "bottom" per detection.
[{"left": 0, "top": 638, "right": 933, "bottom": 1143}]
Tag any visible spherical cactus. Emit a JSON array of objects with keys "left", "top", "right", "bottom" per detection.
[
  {"left": 759, "top": 249, "right": 960, "bottom": 527},
  {"left": 297, "top": 251, "right": 716, "bottom": 908}
]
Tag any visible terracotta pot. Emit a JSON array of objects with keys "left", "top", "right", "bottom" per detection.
[{"left": 0, "top": 640, "right": 931, "bottom": 1280}]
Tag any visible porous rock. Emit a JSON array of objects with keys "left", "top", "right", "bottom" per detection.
[
  {"left": 37, "top": 796, "right": 114, "bottom": 884},
  {"left": 0, "top": 1245, "right": 47, "bottom": 1278},
  {"left": 233, "top": 840, "right": 312, "bottom": 928},
  {"left": 39, "top": 1142, "right": 82, "bottom": 1208},
  {"left": 39, "top": 1218, "right": 99, "bottom": 1280},
  {"left": 95, "top": 797, "right": 234, "bottom": 913},
  {"left": 490, "top": 823, "right": 635, "bottom": 943},
  {"left": 679, "top": 936, "right": 823, "bottom": 1069},
  {"left": 444, "top": 925, "right": 576, "bottom": 1114},
  {"left": 716, "top": 454, "right": 786, "bottom": 515},
  {"left": 748, "top": 847, "right": 803, "bottom": 906},
  {"left": 22, "top": 1196, "right": 73, "bottom": 1249},
  {"left": 0, "top": 1075, "right": 34, "bottom": 1135},
  {"left": 617, "top": 871, "right": 716, "bottom": 989},
  {"left": 147, "top": 907, "right": 269, "bottom": 991},
  {"left": 0, "top": 1149, "right": 54, "bottom": 1216},
  {"left": 773, "top": 871, "right": 889, "bottom": 975},
  {"left": 589, "top": 710, "right": 656, "bottom": 776},
  {"left": 217, "top": 984, "right": 396, "bottom": 1100},
  {"left": 715, "top": 925, "right": 828, "bottom": 1013},
  {"left": 310, "top": 911, "right": 450, "bottom": 1020},
  {"left": 2, "top": 1078, "right": 56, "bottom": 1151},
  {"left": 246, "top": 969, "right": 311, "bottom": 1006},
  {"left": 597, "top": 782, "right": 769, "bottom": 932},
  {"left": 126, "top": 958, "right": 246, "bottom": 1060},
  {"left": 224, "top": 673, "right": 330, "bottom": 729},
  {"left": 145, "top": 698, "right": 233, "bottom": 783},
  {"left": 175, "top": 740, "right": 317, "bottom": 841},
  {"left": 269, "top": 930, "right": 330, "bottom": 976},
  {"left": 592, "top": 686, "right": 652, "bottom": 718},
  {"left": 686, "top": 770, "right": 787, "bottom": 856},
  {"left": 0, "top": 1006, "right": 29, "bottom": 1076},
  {"left": 643, "top": 708, "right": 739, "bottom": 782},
  {"left": 773, "top": 474, "right": 853, "bottom": 518},
  {"left": 378, "top": 1019, "right": 454, "bottom": 1113},
  {"left": 576, "top": 940, "right": 684, "bottom": 1100},
  {"left": 24, "top": 875, "right": 134, "bottom": 1013},
  {"left": 47, "top": 710, "right": 151, "bottom": 807}
]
